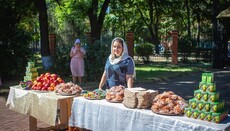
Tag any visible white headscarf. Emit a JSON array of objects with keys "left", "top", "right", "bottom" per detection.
[{"left": 108, "top": 37, "right": 136, "bottom": 78}]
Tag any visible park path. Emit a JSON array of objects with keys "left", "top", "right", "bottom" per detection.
[
  {"left": 135, "top": 69, "right": 230, "bottom": 109},
  {"left": 0, "top": 96, "right": 51, "bottom": 131},
  {"left": 0, "top": 69, "right": 230, "bottom": 131}
]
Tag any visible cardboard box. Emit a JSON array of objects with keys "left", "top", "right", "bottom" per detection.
[
  {"left": 199, "top": 82, "right": 207, "bottom": 92},
  {"left": 206, "top": 73, "right": 214, "bottom": 83},
  {"left": 194, "top": 90, "right": 202, "bottom": 100},
  {"left": 189, "top": 98, "right": 197, "bottom": 109},
  {"left": 208, "top": 92, "right": 219, "bottom": 102},
  {"left": 184, "top": 107, "right": 192, "bottom": 117},
  {"left": 206, "top": 83, "right": 216, "bottom": 92},
  {"left": 201, "top": 73, "right": 207, "bottom": 83}
]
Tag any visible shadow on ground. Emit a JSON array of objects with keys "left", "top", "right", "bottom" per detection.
[{"left": 135, "top": 70, "right": 230, "bottom": 110}]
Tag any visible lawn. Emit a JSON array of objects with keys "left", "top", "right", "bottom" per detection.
[{"left": 134, "top": 63, "right": 211, "bottom": 82}]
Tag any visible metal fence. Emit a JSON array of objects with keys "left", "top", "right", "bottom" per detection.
[{"left": 134, "top": 50, "right": 213, "bottom": 64}]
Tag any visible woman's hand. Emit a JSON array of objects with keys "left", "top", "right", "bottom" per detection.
[{"left": 98, "top": 71, "right": 106, "bottom": 90}]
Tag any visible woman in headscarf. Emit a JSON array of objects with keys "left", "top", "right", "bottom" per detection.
[{"left": 98, "top": 37, "right": 136, "bottom": 89}]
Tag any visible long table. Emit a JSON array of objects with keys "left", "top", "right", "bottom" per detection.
[
  {"left": 6, "top": 86, "right": 74, "bottom": 131},
  {"left": 69, "top": 97, "right": 230, "bottom": 131}
]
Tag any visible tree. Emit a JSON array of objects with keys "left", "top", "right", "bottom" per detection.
[
  {"left": 0, "top": 0, "right": 37, "bottom": 78},
  {"left": 87, "top": 0, "right": 110, "bottom": 44},
  {"left": 185, "top": 0, "right": 191, "bottom": 40},
  {"left": 35, "top": 0, "right": 52, "bottom": 70},
  {"left": 133, "top": 0, "right": 161, "bottom": 53},
  {"left": 53, "top": 0, "right": 111, "bottom": 44},
  {"left": 211, "top": 0, "right": 230, "bottom": 69}
]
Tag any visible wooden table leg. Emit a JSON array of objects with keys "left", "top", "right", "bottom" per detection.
[
  {"left": 67, "top": 98, "right": 73, "bottom": 131},
  {"left": 59, "top": 99, "right": 68, "bottom": 125},
  {"left": 29, "top": 115, "right": 37, "bottom": 131},
  {"left": 59, "top": 97, "right": 74, "bottom": 130},
  {"left": 67, "top": 98, "right": 73, "bottom": 118}
]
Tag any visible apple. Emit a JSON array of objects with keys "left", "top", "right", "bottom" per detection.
[
  {"left": 37, "top": 86, "right": 42, "bottom": 90},
  {"left": 45, "top": 83, "right": 50, "bottom": 87},
  {"left": 41, "top": 87, "right": 47, "bottom": 90},
  {"left": 31, "top": 72, "right": 65, "bottom": 91},
  {"left": 33, "top": 81, "right": 38, "bottom": 85},
  {"left": 37, "top": 82, "right": 42, "bottom": 86},
  {"left": 42, "top": 77, "right": 47, "bottom": 81},
  {"left": 40, "top": 74, "right": 45, "bottom": 77},
  {"left": 57, "top": 77, "right": 62, "bottom": 83},
  {"left": 45, "top": 79, "right": 50, "bottom": 84},
  {"left": 50, "top": 83, "right": 55, "bottom": 87},
  {"left": 32, "top": 85, "right": 36, "bottom": 89},
  {"left": 36, "top": 77, "right": 41, "bottom": 81},
  {"left": 51, "top": 74, "right": 58, "bottom": 78},
  {"left": 45, "top": 72, "right": 51, "bottom": 76}
]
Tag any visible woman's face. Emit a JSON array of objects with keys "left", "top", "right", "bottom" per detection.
[
  {"left": 112, "top": 40, "right": 123, "bottom": 57},
  {"left": 75, "top": 44, "right": 81, "bottom": 50}
]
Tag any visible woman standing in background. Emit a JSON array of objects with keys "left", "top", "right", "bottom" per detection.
[{"left": 70, "top": 39, "right": 86, "bottom": 86}]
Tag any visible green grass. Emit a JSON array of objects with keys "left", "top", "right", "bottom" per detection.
[{"left": 134, "top": 63, "right": 211, "bottom": 82}]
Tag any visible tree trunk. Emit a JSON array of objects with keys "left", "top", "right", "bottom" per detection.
[
  {"left": 196, "top": 13, "right": 200, "bottom": 45},
  {"left": 185, "top": 0, "right": 191, "bottom": 40},
  {"left": 87, "top": 0, "right": 110, "bottom": 44},
  {"left": 196, "top": 13, "right": 201, "bottom": 62},
  {"left": 212, "top": 0, "right": 223, "bottom": 69},
  {"left": 153, "top": 0, "right": 160, "bottom": 54},
  {"left": 36, "top": 0, "right": 52, "bottom": 70},
  {"left": 138, "top": 0, "right": 160, "bottom": 54}
]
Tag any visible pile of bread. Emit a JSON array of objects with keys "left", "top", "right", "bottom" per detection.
[
  {"left": 55, "top": 82, "right": 82, "bottom": 95},
  {"left": 151, "top": 91, "right": 187, "bottom": 115},
  {"left": 106, "top": 85, "right": 125, "bottom": 102}
]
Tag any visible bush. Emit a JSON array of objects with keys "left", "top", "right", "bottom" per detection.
[
  {"left": 85, "top": 40, "right": 110, "bottom": 81},
  {"left": 178, "top": 37, "right": 196, "bottom": 63},
  {"left": 53, "top": 43, "right": 71, "bottom": 76},
  {"left": 135, "top": 43, "right": 153, "bottom": 63},
  {"left": 0, "top": 29, "right": 32, "bottom": 80}
]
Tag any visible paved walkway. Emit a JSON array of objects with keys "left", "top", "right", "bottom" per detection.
[
  {"left": 0, "top": 97, "right": 51, "bottom": 131},
  {"left": 135, "top": 70, "right": 230, "bottom": 109},
  {"left": 0, "top": 69, "right": 230, "bottom": 130}
]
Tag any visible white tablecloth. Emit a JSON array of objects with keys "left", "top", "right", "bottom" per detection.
[
  {"left": 6, "top": 86, "right": 74, "bottom": 126},
  {"left": 69, "top": 97, "right": 230, "bottom": 131}
]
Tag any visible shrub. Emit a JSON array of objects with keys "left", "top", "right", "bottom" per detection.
[
  {"left": 0, "top": 29, "right": 32, "bottom": 80},
  {"left": 53, "top": 43, "right": 71, "bottom": 76},
  {"left": 85, "top": 40, "right": 110, "bottom": 81},
  {"left": 178, "top": 37, "right": 196, "bottom": 63},
  {"left": 135, "top": 43, "right": 153, "bottom": 63}
]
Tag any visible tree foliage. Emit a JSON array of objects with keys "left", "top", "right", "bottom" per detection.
[
  {"left": 1, "top": 0, "right": 230, "bottom": 79},
  {"left": 0, "top": 0, "right": 37, "bottom": 79}
]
